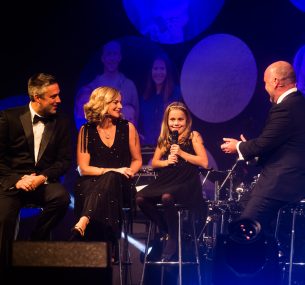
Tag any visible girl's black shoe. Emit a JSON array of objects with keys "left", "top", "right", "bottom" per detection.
[{"left": 161, "top": 236, "right": 177, "bottom": 261}]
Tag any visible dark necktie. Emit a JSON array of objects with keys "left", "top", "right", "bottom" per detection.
[{"left": 33, "top": 115, "right": 50, "bottom": 125}]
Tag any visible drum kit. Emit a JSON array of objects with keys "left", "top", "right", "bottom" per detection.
[{"left": 198, "top": 161, "right": 259, "bottom": 259}]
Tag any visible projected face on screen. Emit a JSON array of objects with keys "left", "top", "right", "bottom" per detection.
[
  {"left": 123, "top": 0, "right": 224, "bottom": 44},
  {"left": 101, "top": 41, "right": 122, "bottom": 73},
  {"left": 152, "top": 59, "right": 167, "bottom": 85}
]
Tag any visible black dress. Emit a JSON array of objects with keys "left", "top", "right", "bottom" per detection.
[
  {"left": 138, "top": 138, "right": 205, "bottom": 214},
  {"left": 74, "top": 119, "right": 134, "bottom": 241}
]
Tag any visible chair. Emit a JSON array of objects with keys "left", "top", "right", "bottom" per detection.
[{"left": 140, "top": 203, "right": 202, "bottom": 285}]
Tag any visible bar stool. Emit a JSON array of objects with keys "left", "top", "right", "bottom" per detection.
[
  {"left": 118, "top": 207, "right": 133, "bottom": 285},
  {"left": 275, "top": 200, "right": 305, "bottom": 285},
  {"left": 140, "top": 204, "right": 202, "bottom": 285}
]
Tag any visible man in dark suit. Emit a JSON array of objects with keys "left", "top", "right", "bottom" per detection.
[
  {"left": 220, "top": 61, "right": 305, "bottom": 234},
  {"left": 0, "top": 73, "right": 72, "bottom": 276}
]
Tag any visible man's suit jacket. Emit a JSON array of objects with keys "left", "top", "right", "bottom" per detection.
[
  {"left": 239, "top": 91, "right": 305, "bottom": 202},
  {"left": 0, "top": 105, "right": 73, "bottom": 193}
]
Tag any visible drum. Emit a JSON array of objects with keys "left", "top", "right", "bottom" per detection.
[
  {"left": 233, "top": 174, "right": 259, "bottom": 201},
  {"left": 200, "top": 200, "right": 242, "bottom": 243},
  {"left": 198, "top": 200, "right": 242, "bottom": 260}
]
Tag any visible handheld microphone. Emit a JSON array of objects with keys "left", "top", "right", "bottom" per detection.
[
  {"left": 171, "top": 130, "right": 178, "bottom": 145},
  {"left": 170, "top": 130, "right": 179, "bottom": 166}
]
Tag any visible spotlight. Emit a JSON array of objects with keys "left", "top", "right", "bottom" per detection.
[
  {"left": 228, "top": 218, "right": 262, "bottom": 244},
  {"left": 212, "top": 219, "right": 281, "bottom": 285}
]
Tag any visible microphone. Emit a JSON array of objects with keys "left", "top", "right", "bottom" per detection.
[
  {"left": 171, "top": 130, "right": 178, "bottom": 145},
  {"left": 170, "top": 130, "right": 178, "bottom": 166}
]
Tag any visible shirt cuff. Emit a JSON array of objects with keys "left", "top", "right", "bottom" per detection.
[{"left": 236, "top": 141, "right": 244, "bottom": 160}]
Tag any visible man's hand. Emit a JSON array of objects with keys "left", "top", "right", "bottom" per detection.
[
  {"left": 220, "top": 138, "right": 239, "bottom": 154},
  {"left": 16, "top": 174, "right": 46, "bottom": 191}
]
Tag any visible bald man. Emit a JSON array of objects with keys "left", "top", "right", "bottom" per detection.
[{"left": 221, "top": 61, "right": 305, "bottom": 235}]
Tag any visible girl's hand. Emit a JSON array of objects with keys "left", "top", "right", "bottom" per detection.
[
  {"left": 167, "top": 153, "right": 178, "bottom": 165},
  {"left": 170, "top": 144, "right": 181, "bottom": 156}
]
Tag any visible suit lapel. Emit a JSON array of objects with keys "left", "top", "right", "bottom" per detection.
[
  {"left": 37, "top": 119, "right": 56, "bottom": 162},
  {"left": 20, "top": 109, "right": 35, "bottom": 161}
]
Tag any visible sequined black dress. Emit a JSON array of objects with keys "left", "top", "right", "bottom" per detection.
[{"left": 74, "top": 119, "right": 134, "bottom": 240}]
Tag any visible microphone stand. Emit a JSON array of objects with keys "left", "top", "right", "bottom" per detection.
[
  {"left": 201, "top": 168, "right": 213, "bottom": 187},
  {"left": 197, "top": 168, "right": 213, "bottom": 241},
  {"left": 217, "top": 158, "right": 240, "bottom": 201}
]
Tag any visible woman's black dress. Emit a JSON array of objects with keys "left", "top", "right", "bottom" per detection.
[{"left": 74, "top": 119, "right": 134, "bottom": 241}]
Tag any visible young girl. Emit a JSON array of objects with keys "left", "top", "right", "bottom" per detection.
[{"left": 136, "top": 101, "right": 208, "bottom": 261}]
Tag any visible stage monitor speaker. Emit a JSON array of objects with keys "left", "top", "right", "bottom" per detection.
[{"left": 10, "top": 241, "right": 112, "bottom": 284}]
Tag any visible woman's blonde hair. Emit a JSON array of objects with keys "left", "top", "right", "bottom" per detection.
[
  {"left": 157, "top": 101, "right": 192, "bottom": 148},
  {"left": 84, "top": 86, "right": 122, "bottom": 123}
]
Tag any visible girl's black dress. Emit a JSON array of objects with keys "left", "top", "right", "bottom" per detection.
[{"left": 138, "top": 138, "right": 205, "bottom": 214}]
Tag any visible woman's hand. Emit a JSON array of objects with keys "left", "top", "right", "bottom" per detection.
[{"left": 115, "top": 167, "right": 134, "bottom": 178}]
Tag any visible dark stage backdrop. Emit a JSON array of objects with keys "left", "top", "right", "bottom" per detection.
[{"left": 2, "top": 0, "right": 305, "bottom": 238}]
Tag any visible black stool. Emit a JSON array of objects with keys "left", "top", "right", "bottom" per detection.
[
  {"left": 117, "top": 207, "right": 133, "bottom": 285},
  {"left": 275, "top": 200, "right": 305, "bottom": 285},
  {"left": 140, "top": 204, "right": 202, "bottom": 285}
]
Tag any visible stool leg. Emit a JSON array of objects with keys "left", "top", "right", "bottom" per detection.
[
  {"left": 118, "top": 240, "right": 123, "bottom": 285},
  {"left": 288, "top": 208, "right": 297, "bottom": 285},
  {"left": 178, "top": 210, "right": 182, "bottom": 285},
  {"left": 160, "top": 264, "right": 165, "bottom": 285},
  {"left": 191, "top": 214, "right": 202, "bottom": 285},
  {"left": 140, "top": 220, "right": 153, "bottom": 285},
  {"left": 14, "top": 213, "right": 20, "bottom": 240},
  {"left": 121, "top": 209, "right": 132, "bottom": 285},
  {"left": 274, "top": 208, "right": 282, "bottom": 240}
]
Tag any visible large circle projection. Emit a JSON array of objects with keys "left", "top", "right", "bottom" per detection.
[
  {"left": 290, "top": 0, "right": 305, "bottom": 12},
  {"left": 181, "top": 34, "right": 257, "bottom": 123},
  {"left": 123, "top": 0, "right": 224, "bottom": 44},
  {"left": 293, "top": 45, "right": 305, "bottom": 94}
]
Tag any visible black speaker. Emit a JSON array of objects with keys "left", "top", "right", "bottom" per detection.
[
  {"left": 10, "top": 241, "right": 112, "bottom": 285},
  {"left": 212, "top": 234, "right": 281, "bottom": 285}
]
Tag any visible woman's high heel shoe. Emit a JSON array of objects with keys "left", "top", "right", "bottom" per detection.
[{"left": 69, "top": 226, "right": 85, "bottom": 241}]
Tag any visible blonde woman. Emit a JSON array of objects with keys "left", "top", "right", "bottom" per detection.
[
  {"left": 136, "top": 101, "right": 208, "bottom": 261},
  {"left": 70, "top": 87, "right": 142, "bottom": 247}
]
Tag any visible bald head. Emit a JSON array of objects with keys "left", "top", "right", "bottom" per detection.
[
  {"left": 266, "top": 61, "right": 296, "bottom": 85},
  {"left": 264, "top": 61, "right": 297, "bottom": 103}
]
